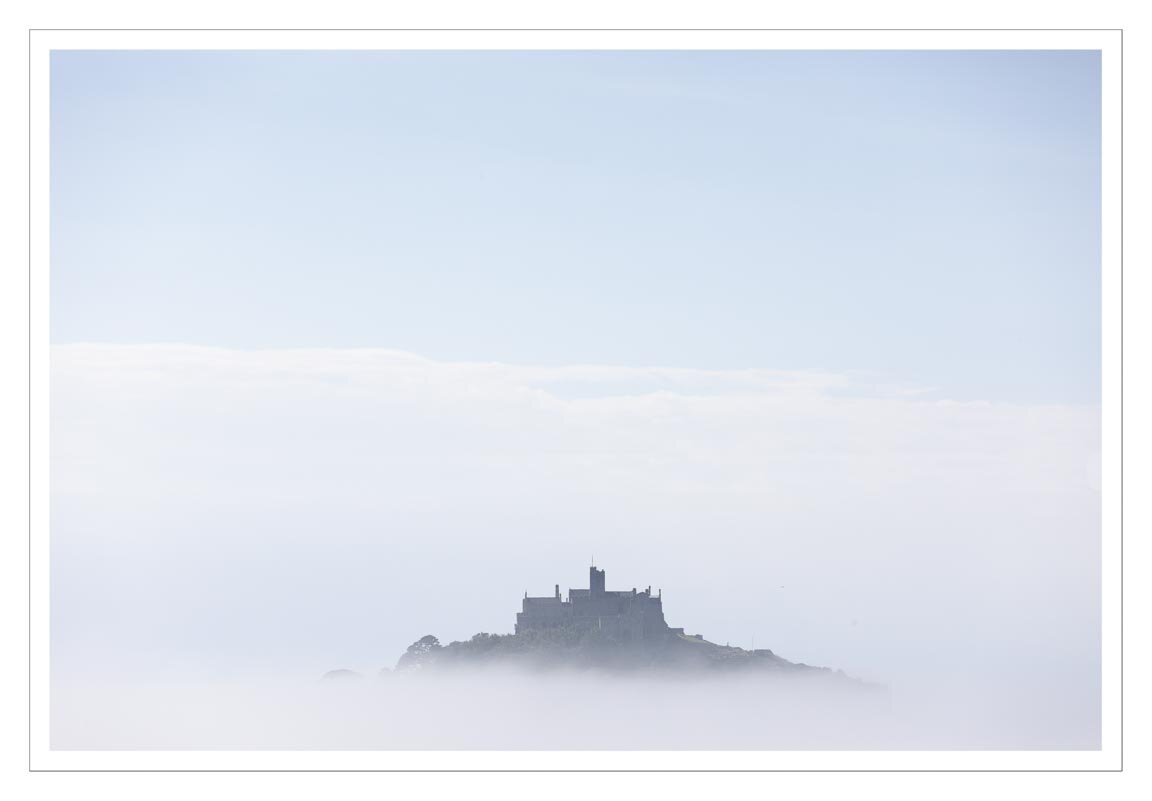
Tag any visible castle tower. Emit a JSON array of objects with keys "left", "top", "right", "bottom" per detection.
[{"left": 590, "top": 565, "right": 606, "bottom": 596}]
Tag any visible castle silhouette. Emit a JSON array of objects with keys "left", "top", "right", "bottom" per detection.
[{"left": 516, "top": 565, "right": 686, "bottom": 641}]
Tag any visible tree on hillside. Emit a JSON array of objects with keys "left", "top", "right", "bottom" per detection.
[{"left": 396, "top": 634, "right": 443, "bottom": 670}]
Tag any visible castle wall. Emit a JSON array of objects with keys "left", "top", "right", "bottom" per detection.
[{"left": 515, "top": 595, "right": 572, "bottom": 634}]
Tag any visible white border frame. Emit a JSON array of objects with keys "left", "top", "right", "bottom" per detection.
[{"left": 28, "top": 28, "right": 1123, "bottom": 771}]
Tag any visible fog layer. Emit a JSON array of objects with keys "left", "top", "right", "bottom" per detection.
[{"left": 50, "top": 345, "right": 1101, "bottom": 749}]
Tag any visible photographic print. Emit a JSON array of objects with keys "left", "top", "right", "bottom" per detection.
[{"left": 32, "top": 31, "right": 1119, "bottom": 769}]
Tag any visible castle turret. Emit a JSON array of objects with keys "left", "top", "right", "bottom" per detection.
[{"left": 590, "top": 565, "right": 606, "bottom": 596}]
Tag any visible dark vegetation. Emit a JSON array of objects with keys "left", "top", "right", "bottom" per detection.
[{"left": 393, "top": 625, "right": 851, "bottom": 679}]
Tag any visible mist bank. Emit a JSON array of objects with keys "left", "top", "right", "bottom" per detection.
[
  {"left": 51, "top": 668, "right": 1097, "bottom": 751},
  {"left": 51, "top": 344, "right": 1100, "bottom": 695},
  {"left": 49, "top": 345, "right": 1101, "bottom": 751}
]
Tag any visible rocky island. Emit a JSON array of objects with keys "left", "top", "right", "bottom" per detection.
[{"left": 377, "top": 565, "right": 868, "bottom": 684}]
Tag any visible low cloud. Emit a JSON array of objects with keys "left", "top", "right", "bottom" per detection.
[{"left": 50, "top": 344, "right": 1101, "bottom": 749}]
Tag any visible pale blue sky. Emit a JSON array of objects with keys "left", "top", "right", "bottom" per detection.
[{"left": 50, "top": 50, "right": 1101, "bottom": 403}]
